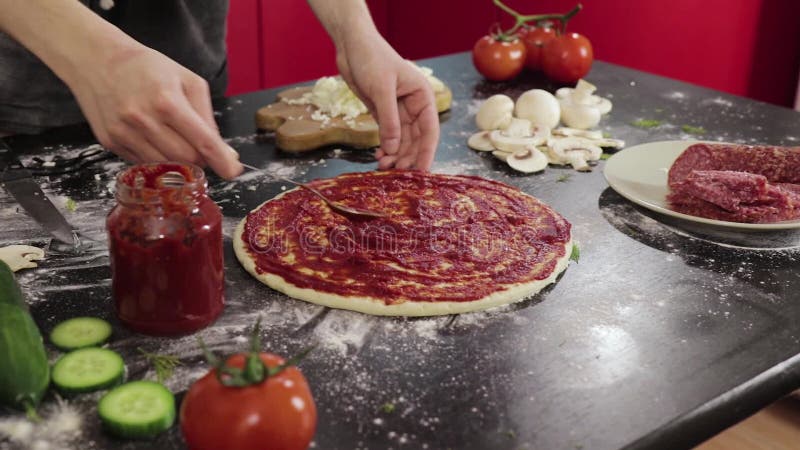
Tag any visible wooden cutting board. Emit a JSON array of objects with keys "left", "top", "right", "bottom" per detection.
[{"left": 255, "top": 84, "right": 452, "bottom": 152}]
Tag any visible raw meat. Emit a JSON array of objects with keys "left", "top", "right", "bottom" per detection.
[
  {"left": 666, "top": 144, "right": 800, "bottom": 223},
  {"left": 668, "top": 143, "right": 800, "bottom": 186}
]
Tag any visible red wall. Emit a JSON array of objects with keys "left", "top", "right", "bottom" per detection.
[
  {"left": 225, "top": 0, "right": 387, "bottom": 95},
  {"left": 225, "top": 0, "right": 800, "bottom": 107}
]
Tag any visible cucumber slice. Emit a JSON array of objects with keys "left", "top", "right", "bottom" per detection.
[
  {"left": 50, "top": 317, "right": 113, "bottom": 351},
  {"left": 52, "top": 347, "right": 125, "bottom": 394},
  {"left": 98, "top": 381, "right": 175, "bottom": 439}
]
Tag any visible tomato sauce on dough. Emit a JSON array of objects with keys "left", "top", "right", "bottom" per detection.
[{"left": 242, "top": 171, "right": 570, "bottom": 304}]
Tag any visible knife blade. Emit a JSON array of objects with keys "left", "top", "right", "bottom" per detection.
[{"left": 0, "top": 139, "right": 78, "bottom": 246}]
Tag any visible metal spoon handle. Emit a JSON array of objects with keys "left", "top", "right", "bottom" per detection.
[{"left": 238, "top": 163, "right": 385, "bottom": 218}]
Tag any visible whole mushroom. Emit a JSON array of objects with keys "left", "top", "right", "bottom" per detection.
[
  {"left": 514, "top": 89, "right": 560, "bottom": 130},
  {"left": 475, "top": 94, "right": 515, "bottom": 131},
  {"left": 556, "top": 79, "right": 613, "bottom": 129}
]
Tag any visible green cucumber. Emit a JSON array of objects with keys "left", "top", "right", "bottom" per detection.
[
  {"left": 0, "top": 259, "right": 25, "bottom": 307},
  {"left": 50, "top": 317, "right": 113, "bottom": 351},
  {"left": 0, "top": 261, "right": 50, "bottom": 419},
  {"left": 52, "top": 347, "right": 125, "bottom": 394},
  {"left": 98, "top": 381, "right": 176, "bottom": 439}
]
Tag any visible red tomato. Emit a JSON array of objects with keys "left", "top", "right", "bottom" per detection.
[
  {"left": 472, "top": 35, "right": 526, "bottom": 81},
  {"left": 517, "top": 25, "right": 556, "bottom": 71},
  {"left": 541, "top": 32, "right": 593, "bottom": 84},
  {"left": 180, "top": 353, "right": 317, "bottom": 450}
]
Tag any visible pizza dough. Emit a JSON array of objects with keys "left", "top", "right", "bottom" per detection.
[{"left": 234, "top": 171, "right": 573, "bottom": 316}]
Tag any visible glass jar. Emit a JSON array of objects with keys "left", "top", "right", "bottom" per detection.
[{"left": 107, "top": 163, "right": 224, "bottom": 336}]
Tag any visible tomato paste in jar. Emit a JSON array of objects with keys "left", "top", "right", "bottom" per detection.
[{"left": 107, "top": 163, "right": 224, "bottom": 335}]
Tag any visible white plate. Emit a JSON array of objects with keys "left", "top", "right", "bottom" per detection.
[{"left": 603, "top": 140, "right": 800, "bottom": 231}]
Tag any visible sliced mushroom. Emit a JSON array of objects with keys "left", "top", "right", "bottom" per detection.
[
  {"left": 489, "top": 131, "right": 543, "bottom": 153},
  {"left": 507, "top": 146, "right": 548, "bottom": 173},
  {"left": 475, "top": 94, "right": 514, "bottom": 131},
  {"left": 492, "top": 150, "right": 512, "bottom": 161},
  {"left": 593, "top": 137, "right": 626, "bottom": 148},
  {"left": 553, "top": 127, "right": 603, "bottom": 140},
  {"left": 514, "top": 89, "right": 560, "bottom": 129},
  {"left": 546, "top": 137, "right": 602, "bottom": 172},
  {"left": 504, "top": 117, "right": 534, "bottom": 137},
  {"left": 556, "top": 79, "right": 613, "bottom": 114},
  {"left": 488, "top": 118, "right": 546, "bottom": 153},
  {"left": 0, "top": 245, "right": 45, "bottom": 272},
  {"left": 468, "top": 131, "right": 495, "bottom": 151},
  {"left": 552, "top": 128, "right": 624, "bottom": 148}
]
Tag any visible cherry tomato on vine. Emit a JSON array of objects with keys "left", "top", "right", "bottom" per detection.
[
  {"left": 472, "top": 35, "right": 526, "bottom": 81},
  {"left": 517, "top": 25, "right": 556, "bottom": 71},
  {"left": 180, "top": 353, "right": 317, "bottom": 450},
  {"left": 541, "top": 32, "right": 593, "bottom": 84}
]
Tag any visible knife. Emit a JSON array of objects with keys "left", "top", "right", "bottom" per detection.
[{"left": 0, "top": 139, "right": 79, "bottom": 247}]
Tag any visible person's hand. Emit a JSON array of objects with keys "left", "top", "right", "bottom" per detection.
[
  {"left": 66, "top": 45, "right": 243, "bottom": 179},
  {"left": 335, "top": 35, "right": 440, "bottom": 170}
]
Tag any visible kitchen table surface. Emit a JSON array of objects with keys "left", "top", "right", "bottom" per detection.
[{"left": 2, "top": 52, "right": 800, "bottom": 450}]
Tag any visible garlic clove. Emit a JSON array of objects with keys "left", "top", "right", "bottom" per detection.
[
  {"left": 514, "top": 89, "right": 560, "bottom": 130},
  {"left": 475, "top": 94, "right": 515, "bottom": 131},
  {"left": 467, "top": 131, "right": 496, "bottom": 151},
  {"left": 507, "top": 146, "right": 549, "bottom": 173}
]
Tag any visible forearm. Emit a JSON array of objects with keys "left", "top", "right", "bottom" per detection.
[
  {"left": 0, "top": 0, "right": 138, "bottom": 88},
  {"left": 306, "top": 0, "right": 377, "bottom": 52}
]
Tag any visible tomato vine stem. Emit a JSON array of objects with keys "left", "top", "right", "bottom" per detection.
[
  {"left": 197, "top": 317, "right": 314, "bottom": 388},
  {"left": 493, "top": 0, "right": 582, "bottom": 35}
]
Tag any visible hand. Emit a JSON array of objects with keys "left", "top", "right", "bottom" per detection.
[
  {"left": 66, "top": 45, "right": 243, "bottom": 179},
  {"left": 335, "top": 36, "right": 440, "bottom": 170}
]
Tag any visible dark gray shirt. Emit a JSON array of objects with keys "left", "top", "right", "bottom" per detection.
[{"left": 0, "top": 0, "right": 229, "bottom": 135}]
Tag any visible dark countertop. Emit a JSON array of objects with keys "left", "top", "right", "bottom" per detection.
[{"left": 2, "top": 52, "right": 800, "bottom": 450}]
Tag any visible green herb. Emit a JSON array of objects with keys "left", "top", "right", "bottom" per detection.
[
  {"left": 138, "top": 348, "right": 182, "bottom": 384},
  {"left": 64, "top": 197, "right": 77, "bottom": 212},
  {"left": 556, "top": 173, "right": 572, "bottom": 183},
  {"left": 681, "top": 125, "right": 706, "bottom": 135},
  {"left": 600, "top": 153, "right": 612, "bottom": 160},
  {"left": 654, "top": 108, "right": 664, "bottom": 113},
  {"left": 602, "top": 131, "right": 611, "bottom": 138},
  {"left": 505, "top": 430, "right": 516, "bottom": 439},
  {"left": 631, "top": 119, "right": 661, "bottom": 129},
  {"left": 569, "top": 244, "right": 580, "bottom": 263},
  {"left": 381, "top": 402, "right": 396, "bottom": 414}
]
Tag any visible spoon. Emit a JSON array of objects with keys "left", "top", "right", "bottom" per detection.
[{"left": 239, "top": 163, "right": 385, "bottom": 219}]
